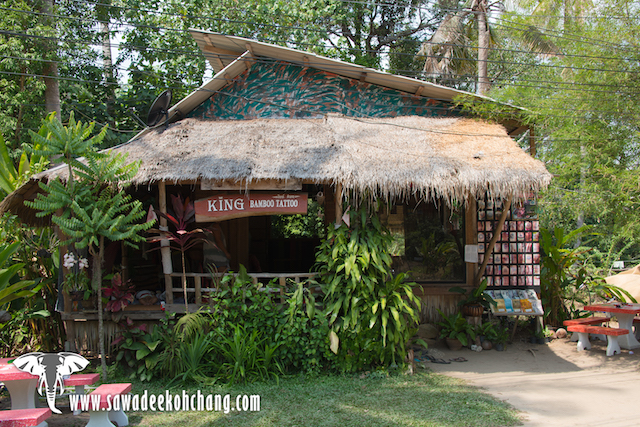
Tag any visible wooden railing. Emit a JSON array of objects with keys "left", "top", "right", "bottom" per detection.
[{"left": 165, "top": 272, "right": 317, "bottom": 311}]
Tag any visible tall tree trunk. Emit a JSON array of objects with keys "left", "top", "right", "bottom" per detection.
[
  {"left": 101, "top": 19, "right": 115, "bottom": 124},
  {"left": 575, "top": 144, "right": 586, "bottom": 247},
  {"left": 42, "top": 0, "right": 61, "bottom": 119},
  {"left": 181, "top": 250, "right": 189, "bottom": 313},
  {"left": 476, "top": 0, "right": 490, "bottom": 95},
  {"left": 92, "top": 237, "right": 108, "bottom": 381}
]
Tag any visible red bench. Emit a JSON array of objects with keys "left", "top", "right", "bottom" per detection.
[
  {"left": 564, "top": 317, "right": 611, "bottom": 342},
  {"left": 563, "top": 316, "right": 611, "bottom": 326},
  {"left": 0, "top": 408, "right": 51, "bottom": 427},
  {"left": 567, "top": 325, "right": 629, "bottom": 356},
  {"left": 65, "top": 373, "right": 100, "bottom": 415},
  {"left": 85, "top": 383, "right": 132, "bottom": 427}
]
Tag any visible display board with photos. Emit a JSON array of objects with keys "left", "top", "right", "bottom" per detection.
[{"left": 477, "top": 197, "right": 540, "bottom": 289}]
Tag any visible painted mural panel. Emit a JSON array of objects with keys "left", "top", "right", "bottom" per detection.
[{"left": 189, "top": 62, "right": 462, "bottom": 120}]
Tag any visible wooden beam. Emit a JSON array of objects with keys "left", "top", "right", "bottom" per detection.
[
  {"left": 335, "top": 183, "right": 343, "bottom": 225},
  {"left": 208, "top": 53, "right": 224, "bottom": 71},
  {"left": 244, "top": 43, "right": 256, "bottom": 68},
  {"left": 302, "top": 55, "right": 310, "bottom": 68},
  {"left": 359, "top": 72, "right": 367, "bottom": 82},
  {"left": 224, "top": 73, "right": 233, "bottom": 85},
  {"left": 194, "top": 276, "right": 202, "bottom": 305},
  {"left": 158, "top": 181, "right": 173, "bottom": 304},
  {"left": 414, "top": 86, "right": 424, "bottom": 97},
  {"left": 508, "top": 126, "right": 529, "bottom": 136},
  {"left": 474, "top": 196, "right": 512, "bottom": 287},
  {"left": 529, "top": 127, "right": 536, "bottom": 157},
  {"left": 465, "top": 196, "right": 478, "bottom": 286},
  {"left": 202, "top": 44, "right": 244, "bottom": 58}
]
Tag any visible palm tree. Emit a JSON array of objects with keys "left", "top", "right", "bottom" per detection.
[{"left": 418, "top": 0, "right": 559, "bottom": 95}]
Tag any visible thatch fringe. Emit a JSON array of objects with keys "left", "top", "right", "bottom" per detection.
[{"left": 0, "top": 115, "right": 551, "bottom": 225}]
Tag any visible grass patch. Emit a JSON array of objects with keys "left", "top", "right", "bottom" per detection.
[{"left": 117, "top": 369, "right": 521, "bottom": 427}]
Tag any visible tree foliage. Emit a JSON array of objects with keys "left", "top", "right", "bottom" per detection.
[
  {"left": 485, "top": 0, "right": 640, "bottom": 268},
  {"left": 25, "top": 112, "right": 154, "bottom": 380}
]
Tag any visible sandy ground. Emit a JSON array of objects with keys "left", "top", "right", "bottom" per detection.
[{"left": 426, "top": 335, "right": 640, "bottom": 427}]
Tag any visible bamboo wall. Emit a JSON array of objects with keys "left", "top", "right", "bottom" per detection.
[
  {"left": 66, "top": 318, "right": 160, "bottom": 356},
  {"left": 418, "top": 292, "right": 463, "bottom": 324}
]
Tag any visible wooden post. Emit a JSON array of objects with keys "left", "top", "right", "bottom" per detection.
[
  {"left": 121, "top": 242, "right": 128, "bottom": 284},
  {"left": 473, "top": 196, "right": 512, "bottom": 287},
  {"left": 529, "top": 127, "right": 536, "bottom": 157},
  {"left": 335, "top": 183, "right": 343, "bottom": 225},
  {"left": 279, "top": 277, "right": 286, "bottom": 305},
  {"left": 465, "top": 196, "right": 478, "bottom": 286},
  {"left": 194, "top": 276, "right": 202, "bottom": 305},
  {"left": 158, "top": 181, "right": 173, "bottom": 304}
]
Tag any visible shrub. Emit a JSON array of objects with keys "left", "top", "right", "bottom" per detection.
[{"left": 315, "top": 207, "right": 421, "bottom": 371}]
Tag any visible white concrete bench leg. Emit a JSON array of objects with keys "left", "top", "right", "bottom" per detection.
[
  {"left": 593, "top": 334, "right": 607, "bottom": 341},
  {"left": 606, "top": 336, "right": 622, "bottom": 356},
  {"left": 108, "top": 408, "right": 129, "bottom": 426},
  {"left": 86, "top": 410, "right": 116, "bottom": 427},
  {"left": 576, "top": 332, "right": 591, "bottom": 351},
  {"left": 72, "top": 385, "right": 85, "bottom": 415},
  {"left": 571, "top": 332, "right": 579, "bottom": 342}
]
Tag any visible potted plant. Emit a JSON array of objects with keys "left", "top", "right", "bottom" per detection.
[
  {"left": 436, "top": 309, "right": 476, "bottom": 350},
  {"left": 449, "top": 279, "right": 496, "bottom": 318},
  {"left": 62, "top": 251, "right": 93, "bottom": 311},
  {"left": 477, "top": 321, "right": 498, "bottom": 349},
  {"left": 493, "top": 326, "right": 510, "bottom": 351}
]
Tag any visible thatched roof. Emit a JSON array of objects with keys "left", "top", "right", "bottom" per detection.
[{"left": 0, "top": 115, "right": 551, "bottom": 225}]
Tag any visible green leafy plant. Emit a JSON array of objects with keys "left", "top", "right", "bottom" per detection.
[
  {"left": 449, "top": 279, "right": 496, "bottom": 311},
  {"left": 211, "top": 324, "right": 282, "bottom": 384},
  {"left": 315, "top": 206, "right": 420, "bottom": 371},
  {"left": 207, "top": 265, "right": 281, "bottom": 337},
  {"left": 276, "top": 282, "right": 334, "bottom": 374},
  {"left": 113, "top": 317, "right": 173, "bottom": 382},
  {"left": 0, "top": 308, "right": 50, "bottom": 357},
  {"left": 477, "top": 321, "right": 497, "bottom": 342},
  {"left": 0, "top": 242, "right": 41, "bottom": 309},
  {"left": 0, "top": 132, "right": 48, "bottom": 199},
  {"left": 436, "top": 310, "right": 476, "bottom": 346},
  {"left": 539, "top": 226, "right": 597, "bottom": 326},
  {"left": 168, "top": 332, "right": 217, "bottom": 386},
  {"left": 493, "top": 325, "right": 510, "bottom": 345}
]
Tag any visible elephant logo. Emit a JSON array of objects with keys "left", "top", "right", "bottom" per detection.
[{"left": 13, "top": 352, "right": 89, "bottom": 414}]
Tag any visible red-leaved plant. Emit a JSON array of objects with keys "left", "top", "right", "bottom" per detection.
[
  {"left": 148, "top": 195, "right": 204, "bottom": 313},
  {"left": 103, "top": 272, "right": 134, "bottom": 315}
]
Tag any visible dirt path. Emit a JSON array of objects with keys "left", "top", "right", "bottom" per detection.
[{"left": 427, "top": 335, "right": 640, "bottom": 426}]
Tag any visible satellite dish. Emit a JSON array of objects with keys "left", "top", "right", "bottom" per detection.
[{"left": 147, "top": 90, "right": 172, "bottom": 127}]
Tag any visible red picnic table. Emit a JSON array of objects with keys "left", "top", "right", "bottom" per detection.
[
  {"left": 0, "top": 357, "right": 40, "bottom": 410},
  {"left": 584, "top": 303, "right": 640, "bottom": 350}
]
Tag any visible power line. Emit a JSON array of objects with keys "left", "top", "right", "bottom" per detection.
[
  {"left": 5, "top": 3, "right": 639, "bottom": 66},
  {"left": 3, "top": 52, "right": 639, "bottom": 120},
  {"left": 4, "top": 51, "right": 640, "bottom": 93},
  {"left": 4, "top": 27, "right": 639, "bottom": 92}
]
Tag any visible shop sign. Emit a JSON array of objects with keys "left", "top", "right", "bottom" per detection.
[{"left": 195, "top": 192, "right": 307, "bottom": 221}]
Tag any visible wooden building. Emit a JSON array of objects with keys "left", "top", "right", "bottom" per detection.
[{"left": 0, "top": 31, "right": 551, "bottom": 352}]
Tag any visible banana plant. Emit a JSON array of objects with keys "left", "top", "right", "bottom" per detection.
[
  {"left": 0, "top": 242, "right": 41, "bottom": 308},
  {"left": 0, "top": 133, "right": 48, "bottom": 199}
]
